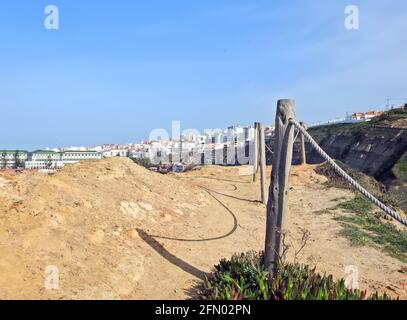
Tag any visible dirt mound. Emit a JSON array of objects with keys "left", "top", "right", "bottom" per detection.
[{"left": 0, "top": 158, "right": 211, "bottom": 299}]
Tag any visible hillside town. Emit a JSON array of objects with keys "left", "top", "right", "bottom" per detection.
[
  {"left": 0, "top": 124, "right": 263, "bottom": 171},
  {"left": 0, "top": 108, "right": 399, "bottom": 172}
]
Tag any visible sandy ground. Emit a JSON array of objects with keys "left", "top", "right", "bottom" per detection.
[{"left": 0, "top": 158, "right": 405, "bottom": 299}]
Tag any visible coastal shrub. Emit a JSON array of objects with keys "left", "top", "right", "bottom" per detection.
[
  {"left": 201, "top": 252, "right": 394, "bottom": 300},
  {"left": 335, "top": 196, "right": 407, "bottom": 263},
  {"left": 393, "top": 153, "right": 407, "bottom": 182},
  {"left": 132, "top": 157, "right": 155, "bottom": 169}
]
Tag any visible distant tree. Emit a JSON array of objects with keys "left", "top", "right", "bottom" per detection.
[
  {"left": 132, "top": 157, "right": 153, "bottom": 169},
  {"left": 46, "top": 155, "right": 53, "bottom": 169},
  {"left": 14, "top": 150, "right": 21, "bottom": 169}
]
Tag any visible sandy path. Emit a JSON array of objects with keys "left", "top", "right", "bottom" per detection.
[{"left": 135, "top": 165, "right": 406, "bottom": 299}]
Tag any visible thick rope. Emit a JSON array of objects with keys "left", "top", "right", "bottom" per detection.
[
  {"left": 289, "top": 119, "right": 407, "bottom": 227},
  {"left": 293, "top": 128, "right": 300, "bottom": 144},
  {"left": 265, "top": 144, "right": 274, "bottom": 154}
]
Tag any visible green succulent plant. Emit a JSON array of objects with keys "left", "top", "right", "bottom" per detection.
[{"left": 202, "top": 251, "right": 395, "bottom": 300}]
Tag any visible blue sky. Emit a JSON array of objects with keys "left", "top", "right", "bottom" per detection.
[{"left": 0, "top": 0, "right": 406, "bottom": 150}]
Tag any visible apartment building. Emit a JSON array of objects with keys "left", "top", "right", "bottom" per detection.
[
  {"left": 352, "top": 111, "right": 383, "bottom": 121},
  {"left": 102, "top": 149, "right": 129, "bottom": 158},
  {"left": 0, "top": 150, "right": 28, "bottom": 169},
  {"left": 25, "top": 150, "right": 102, "bottom": 170}
]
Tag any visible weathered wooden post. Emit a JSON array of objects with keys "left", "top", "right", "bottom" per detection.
[
  {"left": 252, "top": 122, "right": 259, "bottom": 182},
  {"left": 264, "top": 99, "right": 296, "bottom": 277},
  {"left": 258, "top": 123, "right": 267, "bottom": 204},
  {"left": 300, "top": 121, "right": 307, "bottom": 165}
]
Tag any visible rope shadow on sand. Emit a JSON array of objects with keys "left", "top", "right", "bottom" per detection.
[
  {"left": 198, "top": 185, "right": 261, "bottom": 204},
  {"left": 136, "top": 228, "right": 207, "bottom": 280},
  {"left": 148, "top": 190, "right": 238, "bottom": 242}
]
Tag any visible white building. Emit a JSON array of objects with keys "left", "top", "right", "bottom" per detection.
[
  {"left": 352, "top": 111, "right": 383, "bottom": 121},
  {"left": 102, "top": 149, "right": 129, "bottom": 158},
  {"left": 0, "top": 150, "right": 28, "bottom": 169},
  {"left": 25, "top": 150, "right": 102, "bottom": 170},
  {"left": 244, "top": 126, "right": 256, "bottom": 141}
]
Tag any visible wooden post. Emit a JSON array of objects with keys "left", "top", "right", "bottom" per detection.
[
  {"left": 264, "top": 99, "right": 296, "bottom": 277},
  {"left": 252, "top": 122, "right": 259, "bottom": 182},
  {"left": 258, "top": 123, "right": 267, "bottom": 204},
  {"left": 300, "top": 122, "right": 307, "bottom": 165}
]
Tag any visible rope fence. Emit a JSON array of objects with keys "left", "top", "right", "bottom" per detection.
[
  {"left": 264, "top": 99, "right": 405, "bottom": 276},
  {"left": 265, "top": 144, "right": 273, "bottom": 154},
  {"left": 289, "top": 118, "right": 407, "bottom": 227},
  {"left": 293, "top": 128, "right": 300, "bottom": 144}
]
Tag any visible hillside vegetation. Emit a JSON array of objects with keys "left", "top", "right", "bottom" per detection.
[
  {"left": 202, "top": 252, "right": 393, "bottom": 300},
  {"left": 315, "top": 162, "right": 407, "bottom": 263},
  {"left": 393, "top": 152, "right": 407, "bottom": 182},
  {"left": 309, "top": 106, "right": 407, "bottom": 136}
]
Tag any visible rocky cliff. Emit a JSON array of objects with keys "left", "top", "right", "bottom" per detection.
[
  {"left": 295, "top": 124, "right": 407, "bottom": 180},
  {"left": 291, "top": 107, "right": 407, "bottom": 182}
]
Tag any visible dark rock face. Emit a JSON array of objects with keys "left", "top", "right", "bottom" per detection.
[{"left": 292, "top": 125, "right": 407, "bottom": 180}]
